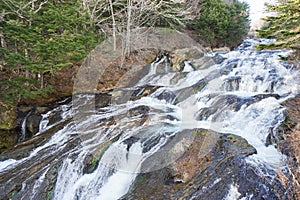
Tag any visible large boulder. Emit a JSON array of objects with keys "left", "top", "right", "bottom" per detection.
[
  {"left": 170, "top": 47, "right": 205, "bottom": 71},
  {"left": 25, "top": 110, "right": 42, "bottom": 138},
  {"left": 122, "top": 129, "right": 288, "bottom": 199},
  {"left": 74, "top": 28, "right": 207, "bottom": 93}
]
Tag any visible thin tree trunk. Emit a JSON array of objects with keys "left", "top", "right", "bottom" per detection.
[
  {"left": 125, "top": 0, "right": 132, "bottom": 55},
  {"left": 24, "top": 48, "right": 29, "bottom": 79},
  {"left": 0, "top": 30, "right": 5, "bottom": 71},
  {"left": 0, "top": 30, "right": 6, "bottom": 48},
  {"left": 109, "top": 0, "right": 116, "bottom": 51},
  {"left": 40, "top": 73, "right": 44, "bottom": 89}
]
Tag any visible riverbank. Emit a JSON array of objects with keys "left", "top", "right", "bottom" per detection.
[{"left": 278, "top": 95, "right": 300, "bottom": 199}]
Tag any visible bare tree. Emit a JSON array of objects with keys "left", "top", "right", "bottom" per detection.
[
  {"left": 109, "top": 0, "right": 117, "bottom": 51},
  {"left": 81, "top": 0, "right": 197, "bottom": 55}
]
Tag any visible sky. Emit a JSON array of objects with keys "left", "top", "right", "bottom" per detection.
[{"left": 243, "top": 0, "right": 276, "bottom": 30}]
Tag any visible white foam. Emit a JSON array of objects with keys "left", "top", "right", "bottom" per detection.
[{"left": 224, "top": 184, "right": 241, "bottom": 200}]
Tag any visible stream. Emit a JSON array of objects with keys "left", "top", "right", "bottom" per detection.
[{"left": 0, "top": 38, "right": 299, "bottom": 200}]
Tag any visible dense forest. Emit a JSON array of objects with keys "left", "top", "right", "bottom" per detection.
[{"left": 0, "top": 0, "right": 250, "bottom": 106}]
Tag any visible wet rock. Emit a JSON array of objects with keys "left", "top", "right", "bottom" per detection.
[
  {"left": 95, "top": 92, "right": 112, "bottom": 109},
  {"left": 47, "top": 112, "right": 62, "bottom": 127},
  {"left": 175, "top": 80, "right": 206, "bottom": 103},
  {"left": 253, "top": 93, "right": 281, "bottom": 100},
  {"left": 171, "top": 47, "right": 205, "bottom": 71},
  {"left": 43, "top": 164, "right": 60, "bottom": 200},
  {"left": 191, "top": 56, "right": 216, "bottom": 70},
  {"left": 157, "top": 90, "right": 176, "bottom": 103},
  {"left": 142, "top": 135, "right": 162, "bottom": 154},
  {"left": 220, "top": 59, "right": 239, "bottom": 75},
  {"left": 16, "top": 107, "right": 44, "bottom": 142},
  {"left": 130, "top": 86, "right": 160, "bottom": 101},
  {"left": 197, "top": 95, "right": 245, "bottom": 120},
  {"left": 83, "top": 145, "right": 110, "bottom": 174},
  {"left": 26, "top": 110, "right": 42, "bottom": 137},
  {"left": 0, "top": 119, "right": 71, "bottom": 161},
  {"left": 128, "top": 106, "right": 150, "bottom": 117},
  {"left": 122, "top": 129, "right": 288, "bottom": 200},
  {"left": 213, "top": 54, "right": 227, "bottom": 64},
  {"left": 111, "top": 86, "right": 160, "bottom": 104},
  {"left": 0, "top": 140, "right": 75, "bottom": 200},
  {"left": 123, "top": 137, "right": 140, "bottom": 151},
  {"left": 155, "top": 54, "right": 173, "bottom": 74},
  {"left": 169, "top": 73, "right": 188, "bottom": 85},
  {"left": 266, "top": 126, "right": 286, "bottom": 147}
]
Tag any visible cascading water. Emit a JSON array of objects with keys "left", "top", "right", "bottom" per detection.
[
  {"left": 19, "top": 111, "right": 32, "bottom": 142},
  {"left": 0, "top": 38, "right": 299, "bottom": 200}
]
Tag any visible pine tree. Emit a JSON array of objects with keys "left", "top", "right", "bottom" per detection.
[
  {"left": 0, "top": 0, "right": 102, "bottom": 104},
  {"left": 188, "top": 0, "right": 249, "bottom": 48},
  {"left": 257, "top": 0, "right": 300, "bottom": 53}
]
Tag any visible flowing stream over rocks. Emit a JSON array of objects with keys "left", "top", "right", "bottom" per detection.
[{"left": 0, "top": 38, "right": 299, "bottom": 200}]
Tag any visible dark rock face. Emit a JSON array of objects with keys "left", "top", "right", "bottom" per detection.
[
  {"left": 25, "top": 110, "right": 42, "bottom": 137},
  {"left": 0, "top": 98, "right": 70, "bottom": 153},
  {"left": 16, "top": 108, "right": 44, "bottom": 142},
  {"left": 16, "top": 97, "right": 73, "bottom": 143},
  {"left": 95, "top": 92, "right": 112, "bottom": 110},
  {"left": 157, "top": 90, "right": 177, "bottom": 103},
  {"left": 0, "top": 130, "right": 18, "bottom": 154},
  {"left": 122, "top": 129, "right": 287, "bottom": 199}
]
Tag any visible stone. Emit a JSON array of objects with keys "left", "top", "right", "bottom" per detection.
[
  {"left": 26, "top": 110, "right": 42, "bottom": 136},
  {"left": 122, "top": 129, "right": 289, "bottom": 200},
  {"left": 212, "top": 47, "right": 231, "bottom": 52},
  {"left": 170, "top": 47, "right": 205, "bottom": 72}
]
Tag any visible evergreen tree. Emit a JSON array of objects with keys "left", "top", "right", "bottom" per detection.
[
  {"left": 188, "top": 0, "right": 250, "bottom": 48},
  {"left": 0, "top": 0, "right": 102, "bottom": 104},
  {"left": 257, "top": 0, "right": 300, "bottom": 54}
]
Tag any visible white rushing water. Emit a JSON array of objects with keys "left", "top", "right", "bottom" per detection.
[{"left": 0, "top": 38, "right": 299, "bottom": 200}]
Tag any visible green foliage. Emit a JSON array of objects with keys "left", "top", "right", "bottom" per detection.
[
  {"left": 0, "top": 76, "right": 52, "bottom": 104},
  {"left": 86, "top": 143, "right": 111, "bottom": 174},
  {"left": 0, "top": 0, "right": 252, "bottom": 105},
  {"left": 257, "top": 0, "right": 300, "bottom": 51},
  {"left": 0, "top": 0, "right": 103, "bottom": 104},
  {"left": 189, "top": 0, "right": 250, "bottom": 48}
]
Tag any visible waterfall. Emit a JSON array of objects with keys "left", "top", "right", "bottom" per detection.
[
  {"left": 0, "top": 38, "right": 299, "bottom": 200},
  {"left": 19, "top": 111, "right": 32, "bottom": 142}
]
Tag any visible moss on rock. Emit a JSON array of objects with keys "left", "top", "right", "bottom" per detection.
[{"left": 0, "top": 104, "right": 17, "bottom": 130}]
